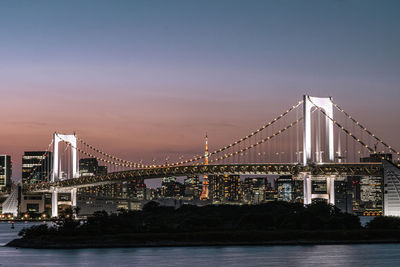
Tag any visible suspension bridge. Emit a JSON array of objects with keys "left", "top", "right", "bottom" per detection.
[{"left": 13, "top": 95, "right": 400, "bottom": 217}]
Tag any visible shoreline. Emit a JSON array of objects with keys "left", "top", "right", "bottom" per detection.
[
  {"left": 7, "top": 229, "right": 400, "bottom": 249},
  {"left": 7, "top": 238, "right": 400, "bottom": 249}
]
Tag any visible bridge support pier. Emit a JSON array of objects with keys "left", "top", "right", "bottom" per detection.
[
  {"left": 303, "top": 174, "right": 335, "bottom": 206},
  {"left": 71, "top": 188, "right": 77, "bottom": 218},
  {"left": 327, "top": 177, "right": 335, "bottom": 205},
  {"left": 303, "top": 173, "right": 312, "bottom": 205},
  {"left": 51, "top": 187, "right": 58, "bottom": 218},
  {"left": 71, "top": 188, "right": 77, "bottom": 207}
]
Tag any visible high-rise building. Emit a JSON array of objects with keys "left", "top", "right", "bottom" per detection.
[
  {"left": 209, "top": 174, "right": 241, "bottom": 203},
  {"left": 275, "top": 176, "right": 303, "bottom": 203},
  {"left": 223, "top": 175, "right": 241, "bottom": 202},
  {"left": 22, "top": 151, "right": 52, "bottom": 185},
  {"left": 209, "top": 175, "right": 224, "bottom": 202},
  {"left": 334, "top": 179, "right": 353, "bottom": 213},
  {"left": 79, "top": 158, "right": 100, "bottom": 177},
  {"left": 242, "top": 177, "right": 272, "bottom": 204},
  {"left": 0, "top": 155, "right": 12, "bottom": 192},
  {"left": 348, "top": 176, "right": 361, "bottom": 213},
  {"left": 79, "top": 158, "right": 109, "bottom": 177},
  {"left": 184, "top": 175, "right": 201, "bottom": 200},
  {"left": 360, "top": 176, "right": 382, "bottom": 215},
  {"left": 347, "top": 175, "right": 383, "bottom": 215},
  {"left": 160, "top": 177, "right": 185, "bottom": 199}
]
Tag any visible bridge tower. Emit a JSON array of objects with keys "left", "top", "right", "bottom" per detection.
[
  {"left": 51, "top": 133, "right": 79, "bottom": 217},
  {"left": 302, "top": 95, "right": 335, "bottom": 205},
  {"left": 200, "top": 133, "right": 209, "bottom": 200},
  {"left": 303, "top": 95, "right": 334, "bottom": 165}
]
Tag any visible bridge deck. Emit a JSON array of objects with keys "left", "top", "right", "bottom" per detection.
[{"left": 25, "top": 162, "right": 383, "bottom": 192}]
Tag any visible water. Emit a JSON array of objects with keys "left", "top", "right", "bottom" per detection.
[{"left": 1, "top": 222, "right": 400, "bottom": 266}]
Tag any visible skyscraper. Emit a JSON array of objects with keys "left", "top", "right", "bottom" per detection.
[
  {"left": 209, "top": 174, "right": 241, "bottom": 203},
  {"left": 22, "top": 151, "right": 52, "bottom": 185},
  {"left": 223, "top": 175, "right": 241, "bottom": 202},
  {"left": 161, "top": 177, "right": 185, "bottom": 198},
  {"left": 334, "top": 179, "right": 353, "bottom": 213},
  {"left": 242, "top": 177, "right": 273, "bottom": 204},
  {"left": 184, "top": 175, "right": 201, "bottom": 200},
  {"left": 209, "top": 175, "right": 224, "bottom": 202},
  {"left": 79, "top": 158, "right": 101, "bottom": 177},
  {"left": 0, "top": 155, "right": 12, "bottom": 192},
  {"left": 275, "top": 175, "right": 303, "bottom": 203}
]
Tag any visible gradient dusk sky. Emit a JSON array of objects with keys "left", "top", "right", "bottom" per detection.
[{"left": 1, "top": 0, "right": 400, "bottom": 181}]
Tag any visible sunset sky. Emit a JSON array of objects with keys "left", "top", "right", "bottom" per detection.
[{"left": 1, "top": 0, "right": 400, "bottom": 181}]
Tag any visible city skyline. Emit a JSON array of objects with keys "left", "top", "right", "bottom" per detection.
[{"left": 1, "top": 0, "right": 400, "bottom": 180}]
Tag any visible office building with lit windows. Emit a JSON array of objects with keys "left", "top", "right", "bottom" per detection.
[
  {"left": 22, "top": 151, "right": 52, "bottom": 185},
  {"left": 0, "top": 155, "right": 12, "bottom": 192}
]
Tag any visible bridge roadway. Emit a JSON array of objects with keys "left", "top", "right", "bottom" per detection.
[{"left": 25, "top": 162, "right": 383, "bottom": 192}]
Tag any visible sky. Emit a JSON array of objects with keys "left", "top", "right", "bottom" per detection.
[{"left": 0, "top": 0, "right": 400, "bottom": 181}]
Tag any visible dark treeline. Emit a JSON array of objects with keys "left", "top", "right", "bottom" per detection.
[{"left": 20, "top": 201, "right": 367, "bottom": 238}]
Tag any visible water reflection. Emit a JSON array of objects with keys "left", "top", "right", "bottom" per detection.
[{"left": 1, "top": 223, "right": 400, "bottom": 267}]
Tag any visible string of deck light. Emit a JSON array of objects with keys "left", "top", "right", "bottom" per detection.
[
  {"left": 209, "top": 118, "right": 302, "bottom": 163},
  {"left": 307, "top": 97, "right": 376, "bottom": 154},
  {"left": 331, "top": 99, "right": 400, "bottom": 156},
  {"left": 67, "top": 140, "right": 138, "bottom": 168},
  {"left": 74, "top": 101, "right": 303, "bottom": 168},
  {"left": 77, "top": 137, "right": 198, "bottom": 168},
  {"left": 77, "top": 137, "right": 202, "bottom": 168}
]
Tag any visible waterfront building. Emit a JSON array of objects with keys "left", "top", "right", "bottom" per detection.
[
  {"left": 347, "top": 175, "right": 383, "bottom": 215},
  {"left": 383, "top": 161, "right": 400, "bottom": 216},
  {"left": 20, "top": 193, "right": 45, "bottom": 214},
  {"left": 360, "top": 176, "right": 383, "bottom": 215}
]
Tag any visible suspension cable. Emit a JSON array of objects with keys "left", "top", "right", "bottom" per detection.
[
  {"left": 77, "top": 138, "right": 148, "bottom": 168},
  {"left": 331, "top": 99, "right": 399, "bottom": 156},
  {"left": 209, "top": 118, "right": 302, "bottom": 163},
  {"left": 307, "top": 96, "right": 376, "bottom": 154},
  {"left": 170, "top": 100, "right": 303, "bottom": 166}
]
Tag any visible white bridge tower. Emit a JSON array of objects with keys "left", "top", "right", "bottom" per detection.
[
  {"left": 51, "top": 133, "right": 79, "bottom": 218},
  {"left": 302, "top": 95, "right": 335, "bottom": 205}
]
